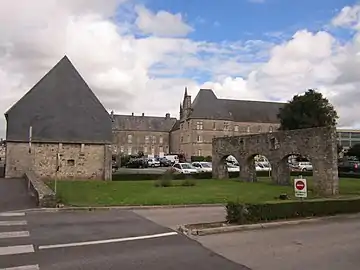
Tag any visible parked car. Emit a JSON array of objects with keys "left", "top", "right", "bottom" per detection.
[
  {"left": 147, "top": 158, "right": 161, "bottom": 167},
  {"left": 297, "top": 162, "right": 313, "bottom": 171},
  {"left": 226, "top": 163, "right": 240, "bottom": 172},
  {"left": 256, "top": 162, "right": 271, "bottom": 171},
  {"left": 338, "top": 159, "right": 360, "bottom": 173},
  {"left": 191, "top": 162, "right": 212, "bottom": 172},
  {"left": 157, "top": 157, "right": 172, "bottom": 167},
  {"left": 164, "top": 154, "right": 179, "bottom": 165},
  {"left": 125, "top": 158, "right": 148, "bottom": 168},
  {"left": 172, "top": 163, "right": 199, "bottom": 174}
]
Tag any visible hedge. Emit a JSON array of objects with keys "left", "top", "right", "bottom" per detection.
[
  {"left": 112, "top": 171, "right": 360, "bottom": 181},
  {"left": 226, "top": 198, "right": 360, "bottom": 224}
]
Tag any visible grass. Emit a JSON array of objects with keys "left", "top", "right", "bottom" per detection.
[{"left": 46, "top": 177, "right": 360, "bottom": 207}]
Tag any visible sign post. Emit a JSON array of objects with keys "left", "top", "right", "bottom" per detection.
[{"left": 294, "top": 177, "right": 307, "bottom": 199}]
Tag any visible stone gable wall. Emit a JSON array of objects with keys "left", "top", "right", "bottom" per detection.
[{"left": 5, "top": 142, "right": 111, "bottom": 180}]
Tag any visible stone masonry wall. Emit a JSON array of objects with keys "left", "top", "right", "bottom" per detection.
[
  {"left": 5, "top": 142, "right": 110, "bottom": 180},
  {"left": 212, "top": 126, "right": 339, "bottom": 196}
]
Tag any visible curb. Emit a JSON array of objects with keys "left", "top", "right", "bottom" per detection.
[
  {"left": 8, "top": 203, "right": 225, "bottom": 213},
  {"left": 177, "top": 213, "right": 360, "bottom": 236}
]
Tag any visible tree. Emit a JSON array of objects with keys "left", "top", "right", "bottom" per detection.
[
  {"left": 277, "top": 89, "right": 338, "bottom": 130},
  {"left": 345, "top": 144, "right": 360, "bottom": 160}
]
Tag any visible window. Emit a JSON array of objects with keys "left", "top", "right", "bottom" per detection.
[
  {"left": 145, "top": 136, "right": 149, "bottom": 144},
  {"left": 127, "top": 134, "right": 132, "bottom": 144},
  {"left": 144, "top": 146, "right": 148, "bottom": 154},
  {"left": 159, "top": 136, "right": 163, "bottom": 144},
  {"left": 181, "top": 136, "right": 183, "bottom": 142},
  {"left": 258, "top": 126, "right": 262, "bottom": 133},
  {"left": 159, "top": 146, "right": 163, "bottom": 154},
  {"left": 213, "top": 122, "right": 216, "bottom": 130},
  {"left": 197, "top": 149, "right": 202, "bottom": 156},
  {"left": 120, "top": 146, "right": 124, "bottom": 153},
  {"left": 180, "top": 123, "right": 183, "bottom": 129},
  {"left": 187, "top": 121, "right": 190, "bottom": 128},
  {"left": 127, "top": 147, "right": 132, "bottom": 155},
  {"left": 174, "top": 164, "right": 181, "bottom": 169},
  {"left": 247, "top": 126, "right": 251, "bottom": 133},
  {"left": 234, "top": 125, "right": 239, "bottom": 132},
  {"left": 151, "top": 147, "right": 155, "bottom": 155},
  {"left": 269, "top": 126, "right": 273, "bottom": 133},
  {"left": 67, "top": 159, "right": 75, "bottom": 166},
  {"left": 224, "top": 122, "right": 229, "bottom": 131},
  {"left": 80, "top": 143, "right": 85, "bottom": 153},
  {"left": 152, "top": 136, "right": 156, "bottom": 144},
  {"left": 196, "top": 121, "right": 203, "bottom": 130},
  {"left": 197, "top": 135, "right": 202, "bottom": 142}
]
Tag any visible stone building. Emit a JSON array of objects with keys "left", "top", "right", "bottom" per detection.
[
  {"left": 112, "top": 88, "right": 284, "bottom": 159},
  {"left": 4, "top": 56, "right": 113, "bottom": 180}
]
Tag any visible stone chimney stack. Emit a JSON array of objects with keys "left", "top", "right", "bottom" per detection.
[
  {"left": 131, "top": 112, "right": 134, "bottom": 116},
  {"left": 165, "top": 113, "right": 170, "bottom": 119},
  {"left": 142, "top": 113, "right": 145, "bottom": 116}
]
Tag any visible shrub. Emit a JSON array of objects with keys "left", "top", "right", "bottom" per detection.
[
  {"left": 181, "top": 178, "right": 196, "bottom": 187},
  {"left": 191, "top": 156, "right": 205, "bottom": 162},
  {"left": 154, "top": 170, "right": 175, "bottom": 187},
  {"left": 226, "top": 198, "right": 360, "bottom": 224},
  {"left": 204, "top": 156, "right": 212, "bottom": 162}
]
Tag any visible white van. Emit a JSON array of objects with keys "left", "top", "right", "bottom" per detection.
[{"left": 164, "top": 155, "right": 179, "bottom": 165}]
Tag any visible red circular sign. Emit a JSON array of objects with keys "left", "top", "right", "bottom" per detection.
[{"left": 296, "top": 181, "right": 305, "bottom": 190}]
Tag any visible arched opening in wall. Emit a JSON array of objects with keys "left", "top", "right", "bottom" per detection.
[
  {"left": 246, "top": 154, "right": 272, "bottom": 181},
  {"left": 286, "top": 154, "right": 313, "bottom": 173},
  {"left": 217, "top": 154, "right": 240, "bottom": 178}
]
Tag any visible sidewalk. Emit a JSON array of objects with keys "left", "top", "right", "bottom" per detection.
[{"left": 133, "top": 206, "right": 226, "bottom": 229}]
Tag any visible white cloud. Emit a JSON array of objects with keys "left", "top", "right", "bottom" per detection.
[
  {"left": 332, "top": 5, "right": 360, "bottom": 29},
  {"left": 2, "top": 1, "right": 360, "bottom": 139},
  {"left": 134, "top": 5, "right": 193, "bottom": 37}
]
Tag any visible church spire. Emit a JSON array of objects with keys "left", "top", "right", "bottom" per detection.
[{"left": 184, "top": 87, "right": 188, "bottom": 98}]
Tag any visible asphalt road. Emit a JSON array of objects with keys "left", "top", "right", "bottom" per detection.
[
  {"left": 196, "top": 215, "right": 360, "bottom": 270},
  {"left": 0, "top": 178, "right": 36, "bottom": 212},
  {"left": 0, "top": 209, "right": 250, "bottom": 270}
]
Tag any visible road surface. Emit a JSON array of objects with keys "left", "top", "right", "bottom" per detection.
[{"left": 0, "top": 209, "right": 250, "bottom": 270}]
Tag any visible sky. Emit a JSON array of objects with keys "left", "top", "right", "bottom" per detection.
[{"left": 1, "top": 0, "right": 360, "bottom": 138}]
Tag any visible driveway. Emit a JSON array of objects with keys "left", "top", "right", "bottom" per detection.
[
  {"left": 0, "top": 209, "right": 250, "bottom": 269},
  {"left": 0, "top": 178, "right": 36, "bottom": 212}
]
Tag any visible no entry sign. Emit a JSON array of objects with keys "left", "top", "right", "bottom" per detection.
[{"left": 294, "top": 178, "right": 307, "bottom": 198}]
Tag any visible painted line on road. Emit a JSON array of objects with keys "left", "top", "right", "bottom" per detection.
[
  {"left": 39, "top": 231, "right": 178, "bottom": 250},
  {"left": 0, "top": 231, "right": 30, "bottom": 239},
  {"left": 0, "top": 265, "right": 39, "bottom": 270},
  {"left": 0, "top": 221, "right": 27, "bottom": 226},
  {"left": 0, "top": 212, "right": 25, "bottom": 217},
  {"left": 0, "top": 245, "right": 34, "bottom": 256}
]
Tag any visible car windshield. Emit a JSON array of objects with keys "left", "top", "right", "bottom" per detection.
[
  {"left": 181, "top": 163, "right": 195, "bottom": 169},
  {"left": 201, "top": 162, "right": 211, "bottom": 168}
]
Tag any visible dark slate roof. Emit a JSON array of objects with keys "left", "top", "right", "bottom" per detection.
[
  {"left": 171, "top": 120, "right": 181, "bottom": 131},
  {"left": 190, "top": 89, "right": 285, "bottom": 123},
  {"left": 112, "top": 114, "right": 177, "bottom": 132},
  {"left": 5, "top": 56, "right": 112, "bottom": 144}
]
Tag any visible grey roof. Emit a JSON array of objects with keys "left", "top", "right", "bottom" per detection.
[
  {"left": 112, "top": 114, "right": 177, "bottom": 132},
  {"left": 5, "top": 56, "right": 112, "bottom": 144},
  {"left": 190, "top": 89, "right": 284, "bottom": 123},
  {"left": 171, "top": 120, "right": 181, "bottom": 131}
]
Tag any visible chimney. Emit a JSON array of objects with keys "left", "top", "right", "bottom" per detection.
[
  {"left": 110, "top": 110, "right": 114, "bottom": 122},
  {"left": 142, "top": 113, "right": 145, "bottom": 116},
  {"left": 131, "top": 112, "right": 134, "bottom": 116},
  {"left": 165, "top": 113, "right": 170, "bottom": 119}
]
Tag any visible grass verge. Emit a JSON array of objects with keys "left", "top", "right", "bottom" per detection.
[{"left": 46, "top": 177, "right": 360, "bottom": 207}]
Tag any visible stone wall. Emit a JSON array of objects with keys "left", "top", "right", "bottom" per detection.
[
  {"left": 212, "top": 126, "right": 339, "bottom": 196},
  {"left": 5, "top": 142, "right": 111, "bottom": 180}
]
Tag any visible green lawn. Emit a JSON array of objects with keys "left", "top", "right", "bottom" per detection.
[{"left": 47, "top": 177, "right": 360, "bottom": 207}]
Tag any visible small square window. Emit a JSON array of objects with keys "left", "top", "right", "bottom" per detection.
[{"left": 67, "top": 159, "right": 75, "bottom": 166}]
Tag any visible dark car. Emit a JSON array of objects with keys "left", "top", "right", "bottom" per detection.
[
  {"left": 158, "top": 157, "right": 172, "bottom": 167},
  {"left": 338, "top": 158, "right": 360, "bottom": 173},
  {"left": 125, "top": 158, "right": 149, "bottom": 168}
]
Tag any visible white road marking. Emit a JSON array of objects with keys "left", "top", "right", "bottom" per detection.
[
  {"left": 0, "top": 221, "right": 27, "bottom": 226},
  {"left": 39, "top": 231, "right": 178, "bottom": 250},
  {"left": 0, "top": 245, "right": 34, "bottom": 256},
  {"left": 0, "top": 231, "right": 30, "bottom": 239},
  {"left": 0, "top": 213, "right": 25, "bottom": 217},
  {"left": 0, "top": 265, "right": 40, "bottom": 270}
]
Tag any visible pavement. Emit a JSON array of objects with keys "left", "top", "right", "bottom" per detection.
[
  {"left": 0, "top": 178, "right": 36, "bottom": 212},
  {"left": 195, "top": 215, "right": 360, "bottom": 270},
  {"left": 0, "top": 209, "right": 250, "bottom": 270}
]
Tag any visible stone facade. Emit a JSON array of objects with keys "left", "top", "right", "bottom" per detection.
[
  {"left": 5, "top": 142, "right": 112, "bottom": 180},
  {"left": 112, "top": 130, "right": 171, "bottom": 156},
  {"left": 212, "top": 126, "right": 339, "bottom": 196}
]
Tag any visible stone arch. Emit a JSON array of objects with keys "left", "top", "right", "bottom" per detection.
[
  {"left": 240, "top": 153, "right": 273, "bottom": 182},
  {"left": 212, "top": 153, "right": 240, "bottom": 179},
  {"left": 212, "top": 127, "right": 339, "bottom": 196}
]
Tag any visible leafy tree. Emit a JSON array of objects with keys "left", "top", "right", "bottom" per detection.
[
  {"left": 277, "top": 89, "right": 338, "bottom": 130},
  {"left": 345, "top": 144, "right": 360, "bottom": 160}
]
